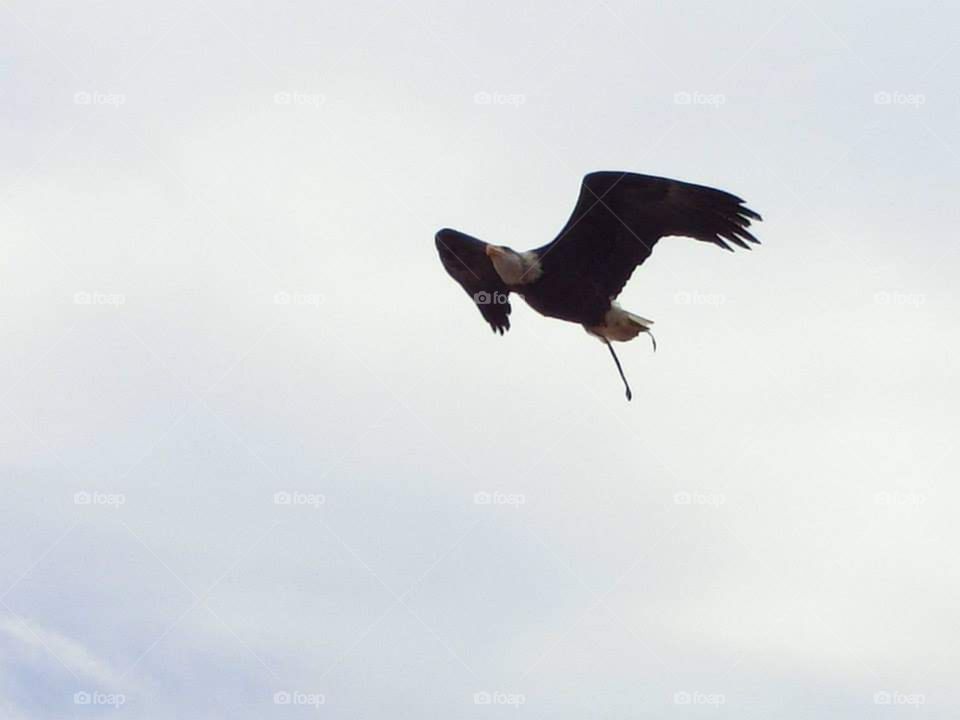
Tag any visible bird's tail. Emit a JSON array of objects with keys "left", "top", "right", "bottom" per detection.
[
  {"left": 624, "top": 311, "right": 657, "bottom": 352},
  {"left": 625, "top": 311, "right": 654, "bottom": 332},
  {"left": 586, "top": 303, "right": 655, "bottom": 344}
]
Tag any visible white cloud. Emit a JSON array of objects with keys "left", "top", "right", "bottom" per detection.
[{"left": 0, "top": 615, "right": 125, "bottom": 689}]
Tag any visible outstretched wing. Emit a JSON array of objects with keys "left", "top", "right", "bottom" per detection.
[
  {"left": 435, "top": 228, "right": 512, "bottom": 334},
  {"left": 534, "top": 172, "right": 762, "bottom": 300}
]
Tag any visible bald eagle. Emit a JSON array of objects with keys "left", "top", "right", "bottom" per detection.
[{"left": 435, "top": 172, "right": 762, "bottom": 400}]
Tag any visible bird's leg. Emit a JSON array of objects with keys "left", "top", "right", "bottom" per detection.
[{"left": 604, "top": 339, "right": 633, "bottom": 401}]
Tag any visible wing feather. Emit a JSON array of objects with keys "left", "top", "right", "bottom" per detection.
[
  {"left": 435, "top": 229, "right": 512, "bottom": 334},
  {"left": 534, "top": 172, "right": 763, "bottom": 300}
]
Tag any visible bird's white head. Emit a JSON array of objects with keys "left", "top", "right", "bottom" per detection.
[{"left": 485, "top": 244, "right": 542, "bottom": 285}]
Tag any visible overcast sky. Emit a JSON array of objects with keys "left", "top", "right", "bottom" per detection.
[{"left": 2, "top": 0, "right": 959, "bottom": 717}]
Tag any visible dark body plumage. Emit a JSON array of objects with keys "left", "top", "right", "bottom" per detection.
[{"left": 435, "top": 171, "right": 762, "bottom": 336}]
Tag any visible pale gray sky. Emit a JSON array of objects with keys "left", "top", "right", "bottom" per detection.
[{"left": 2, "top": 0, "right": 959, "bottom": 717}]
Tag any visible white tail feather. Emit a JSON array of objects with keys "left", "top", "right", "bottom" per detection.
[{"left": 586, "top": 303, "right": 655, "bottom": 343}]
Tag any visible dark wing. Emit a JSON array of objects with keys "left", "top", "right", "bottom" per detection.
[
  {"left": 533, "top": 172, "right": 762, "bottom": 300},
  {"left": 435, "top": 228, "right": 512, "bottom": 334}
]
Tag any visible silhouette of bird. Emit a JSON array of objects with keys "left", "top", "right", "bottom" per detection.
[{"left": 435, "top": 172, "right": 762, "bottom": 400}]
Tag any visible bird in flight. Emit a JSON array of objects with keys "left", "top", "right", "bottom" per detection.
[{"left": 435, "top": 172, "right": 762, "bottom": 401}]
